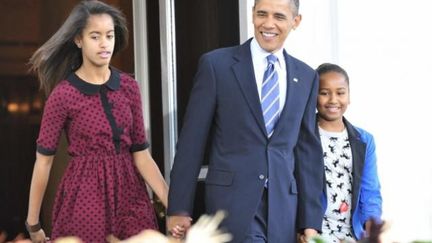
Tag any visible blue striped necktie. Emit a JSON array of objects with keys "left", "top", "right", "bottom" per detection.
[{"left": 261, "top": 54, "right": 280, "bottom": 137}]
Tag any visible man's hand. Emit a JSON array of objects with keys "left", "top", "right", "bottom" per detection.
[
  {"left": 166, "top": 215, "right": 192, "bottom": 239},
  {"left": 299, "top": 228, "right": 318, "bottom": 243}
]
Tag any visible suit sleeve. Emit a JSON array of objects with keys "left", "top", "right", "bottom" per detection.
[
  {"left": 294, "top": 72, "right": 325, "bottom": 232},
  {"left": 167, "top": 53, "right": 217, "bottom": 216}
]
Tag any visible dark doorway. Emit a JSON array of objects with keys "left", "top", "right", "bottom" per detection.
[
  {"left": 174, "top": 0, "right": 240, "bottom": 220},
  {"left": 175, "top": 1, "right": 240, "bottom": 129}
]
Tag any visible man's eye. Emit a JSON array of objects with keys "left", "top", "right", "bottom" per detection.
[{"left": 275, "top": 15, "right": 287, "bottom": 20}]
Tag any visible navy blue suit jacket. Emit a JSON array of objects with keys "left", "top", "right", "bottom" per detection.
[{"left": 168, "top": 39, "right": 324, "bottom": 243}]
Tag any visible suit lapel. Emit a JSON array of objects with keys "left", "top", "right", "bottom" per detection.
[
  {"left": 232, "top": 40, "right": 267, "bottom": 137},
  {"left": 271, "top": 51, "right": 297, "bottom": 139}
]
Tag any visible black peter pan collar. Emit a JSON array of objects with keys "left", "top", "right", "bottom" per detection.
[{"left": 67, "top": 68, "right": 120, "bottom": 95}]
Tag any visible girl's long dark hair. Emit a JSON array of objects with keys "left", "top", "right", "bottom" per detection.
[{"left": 29, "top": 0, "right": 128, "bottom": 95}]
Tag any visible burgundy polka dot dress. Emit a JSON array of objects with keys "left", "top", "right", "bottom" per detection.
[{"left": 36, "top": 69, "right": 158, "bottom": 242}]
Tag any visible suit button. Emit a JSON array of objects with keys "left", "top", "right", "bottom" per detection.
[{"left": 259, "top": 174, "right": 265, "bottom": 180}]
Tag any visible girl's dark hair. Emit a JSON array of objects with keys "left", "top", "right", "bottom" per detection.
[
  {"left": 29, "top": 0, "right": 128, "bottom": 95},
  {"left": 316, "top": 63, "right": 350, "bottom": 85}
]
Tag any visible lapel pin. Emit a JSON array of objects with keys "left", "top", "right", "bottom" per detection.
[{"left": 293, "top": 78, "right": 298, "bottom": 82}]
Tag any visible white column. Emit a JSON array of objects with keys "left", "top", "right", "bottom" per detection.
[
  {"left": 239, "top": 0, "right": 254, "bottom": 43},
  {"left": 159, "top": 0, "right": 178, "bottom": 183},
  {"left": 132, "top": 0, "right": 151, "bottom": 144}
]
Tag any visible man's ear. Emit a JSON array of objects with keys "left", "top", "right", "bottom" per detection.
[{"left": 292, "top": 14, "right": 302, "bottom": 30}]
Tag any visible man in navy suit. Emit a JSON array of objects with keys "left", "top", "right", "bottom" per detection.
[{"left": 167, "top": 0, "right": 323, "bottom": 242}]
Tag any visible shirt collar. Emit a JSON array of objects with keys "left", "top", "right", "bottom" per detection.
[
  {"left": 67, "top": 68, "right": 120, "bottom": 95},
  {"left": 251, "top": 38, "right": 285, "bottom": 67}
]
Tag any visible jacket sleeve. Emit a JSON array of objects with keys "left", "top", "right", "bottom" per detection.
[
  {"left": 167, "top": 53, "right": 217, "bottom": 216},
  {"left": 294, "top": 72, "right": 325, "bottom": 232},
  {"left": 359, "top": 132, "right": 383, "bottom": 224}
]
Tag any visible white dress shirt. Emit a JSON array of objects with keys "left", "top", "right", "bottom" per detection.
[{"left": 250, "top": 38, "right": 287, "bottom": 114}]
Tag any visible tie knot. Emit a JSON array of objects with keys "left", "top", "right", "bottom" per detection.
[{"left": 267, "top": 54, "right": 278, "bottom": 65}]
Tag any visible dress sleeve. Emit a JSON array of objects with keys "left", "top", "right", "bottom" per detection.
[
  {"left": 36, "top": 86, "right": 68, "bottom": 155},
  {"left": 129, "top": 79, "right": 149, "bottom": 152}
]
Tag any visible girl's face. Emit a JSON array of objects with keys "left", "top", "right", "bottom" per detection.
[
  {"left": 317, "top": 71, "right": 350, "bottom": 123},
  {"left": 75, "top": 13, "right": 115, "bottom": 68}
]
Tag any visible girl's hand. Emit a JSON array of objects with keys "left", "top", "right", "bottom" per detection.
[{"left": 29, "top": 229, "right": 47, "bottom": 243}]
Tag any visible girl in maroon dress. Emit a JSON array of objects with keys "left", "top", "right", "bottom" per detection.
[{"left": 25, "top": 1, "right": 169, "bottom": 242}]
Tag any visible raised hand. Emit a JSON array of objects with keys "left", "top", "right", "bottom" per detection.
[{"left": 185, "top": 211, "right": 232, "bottom": 243}]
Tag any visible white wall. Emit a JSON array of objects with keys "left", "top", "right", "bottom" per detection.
[
  {"left": 243, "top": 0, "right": 432, "bottom": 242},
  {"left": 335, "top": 2, "right": 432, "bottom": 242}
]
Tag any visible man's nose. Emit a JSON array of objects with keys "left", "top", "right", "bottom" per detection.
[{"left": 262, "top": 16, "right": 276, "bottom": 28}]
